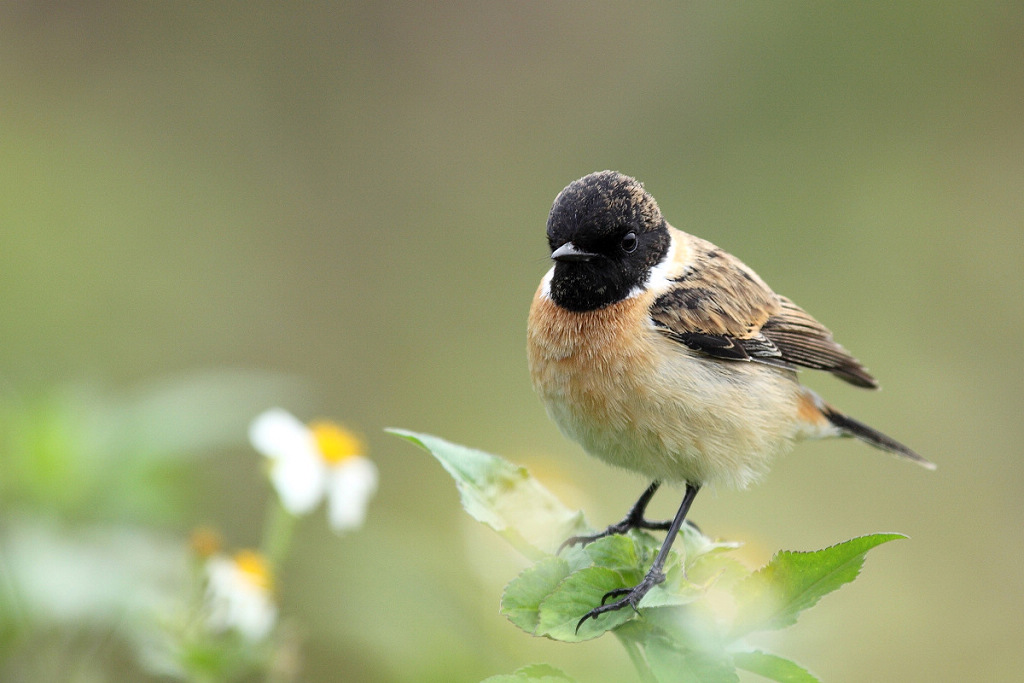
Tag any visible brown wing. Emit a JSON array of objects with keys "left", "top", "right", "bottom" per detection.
[
  {"left": 650, "top": 236, "right": 877, "bottom": 388},
  {"left": 759, "top": 296, "right": 877, "bottom": 388}
]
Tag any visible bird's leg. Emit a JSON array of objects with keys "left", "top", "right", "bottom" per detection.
[
  {"left": 558, "top": 481, "right": 670, "bottom": 553},
  {"left": 576, "top": 483, "right": 701, "bottom": 631}
]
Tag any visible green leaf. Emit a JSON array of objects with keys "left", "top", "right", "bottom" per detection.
[
  {"left": 481, "top": 663, "right": 576, "bottom": 682},
  {"left": 502, "top": 557, "right": 571, "bottom": 634},
  {"left": 732, "top": 533, "right": 906, "bottom": 637},
  {"left": 582, "top": 534, "right": 642, "bottom": 574},
  {"left": 392, "top": 428, "right": 908, "bottom": 676},
  {"left": 577, "top": 533, "right": 702, "bottom": 609},
  {"left": 537, "top": 567, "right": 635, "bottom": 641},
  {"left": 501, "top": 532, "right": 703, "bottom": 640},
  {"left": 645, "top": 635, "right": 739, "bottom": 683},
  {"left": 733, "top": 650, "right": 820, "bottom": 683},
  {"left": 388, "top": 429, "right": 588, "bottom": 558},
  {"left": 636, "top": 564, "right": 704, "bottom": 609}
]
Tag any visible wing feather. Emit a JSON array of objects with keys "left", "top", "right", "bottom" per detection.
[
  {"left": 650, "top": 234, "right": 877, "bottom": 388},
  {"left": 760, "top": 296, "right": 877, "bottom": 388}
]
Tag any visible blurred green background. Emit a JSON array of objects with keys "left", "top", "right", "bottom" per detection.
[{"left": 2, "top": 2, "right": 1022, "bottom": 681}]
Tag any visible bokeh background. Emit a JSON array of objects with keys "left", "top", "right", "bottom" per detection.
[{"left": 2, "top": 2, "right": 1022, "bottom": 681}]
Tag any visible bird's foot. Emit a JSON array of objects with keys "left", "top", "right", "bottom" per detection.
[
  {"left": 575, "top": 569, "right": 666, "bottom": 632},
  {"left": 558, "top": 517, "right": 703, "bottom": 554},
  {"left": 558, "top": 516, "right": 672, "bottom": 554}
]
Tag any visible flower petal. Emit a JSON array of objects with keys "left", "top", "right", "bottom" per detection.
[
  {"left": 204, "top": 554, "right": 277, "bottom": 641},
  {"left": 270, "top": 443, "right": 327, "bottom": 514},
  {"left": 250, "top": 408, "right": 327, "bottom": 514},
  {"left": 326, "top": 457, "right": 378, "bottom": 532},
  {"left": 249, "top": 408, "right": 311, "bottom": 460}
]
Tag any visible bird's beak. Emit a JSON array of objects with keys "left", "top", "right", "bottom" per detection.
[{"left": 551, "top": 241, "right": 597, "bottom": 263}]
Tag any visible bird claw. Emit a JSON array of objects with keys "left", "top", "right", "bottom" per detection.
[
  {"left": 557, "top": 528, "right": 610, "bottom": 557},
  {"left": 574, "top": 571, "right": 666, "bottom": 633},
  {"left": 557, "top": 517, "right": 673, "bottom": 554},
  {"left": 599, "top": 587, "right": 632, "bottom": 605}
]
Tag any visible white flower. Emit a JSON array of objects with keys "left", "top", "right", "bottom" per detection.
[
  {"left": 249, "top": 408, "right": 378, "bottom": 532},
  {"left": 249, "top": 409, "right": 325, "bottom": 515},
  {"left": 204, "top": 550, "right": 277, "bottom": 641}
]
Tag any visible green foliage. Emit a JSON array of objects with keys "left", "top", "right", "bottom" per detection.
[
  {"left": 395, "top": 429, "right": 907, "bottom": 683},
  {"left": 0, "top": 373, "right": 303, "bottom": 525},
  {"left": 387, "top": 430, "right": 588, "bottom": 560},
  {"left": 732, "top": 651, "right": 819, "bottom": 683},
  {"left": 0, "top": 377, "right": 307, "bottom": 681},
  {"left": 730, "top": 533, "right": 907, "bottom": 638},
  {"left": 481, "top": 663, "right": 577, "bottom": 683}
]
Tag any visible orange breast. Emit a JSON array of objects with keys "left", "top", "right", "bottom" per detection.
[
  {"left": 527, "top": 280, "right": 807, "bottom": 489},
  {"left": 528, "top": 285, "right": 657, "bottom": 414}
]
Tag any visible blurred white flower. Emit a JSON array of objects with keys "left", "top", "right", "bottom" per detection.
[
  {"left": 249, "top": 408, "right": 378, "bottom": 532},
  {"left": 205, "top": 550, "right": 277, "bottom": 641}
]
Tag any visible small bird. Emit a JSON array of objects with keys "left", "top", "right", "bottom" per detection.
[{"left": 527, "top": 171, "right": 933, "bottom": 629}]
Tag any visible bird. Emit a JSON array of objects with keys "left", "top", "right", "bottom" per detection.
[{"left": 526, "top": 170, "right": 933, "bottom": 630}]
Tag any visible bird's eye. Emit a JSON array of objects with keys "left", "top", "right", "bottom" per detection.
[{"left": 620, "top": 232, "right": 638, "bottom": 253}]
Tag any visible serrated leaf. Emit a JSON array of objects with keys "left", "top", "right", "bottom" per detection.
[
  {"left": 733, "top": 650, "right": 820, "bottom": 682},
  {"left": 537, "top": 567, "right": 635, "bottom": 641},
  {"left": 732, "top": 533, "right": 906, "bottom": 636},
  {"left": 558, "top": 543, "right": 593, "bottom": 574},
  {"left": 582, "top": 534, "right": 641, "bottom": 573},
  {"left": 501, "top": 557, "right": 571, "bottom": 634},
  {"left": 481, "top": 663, "right": 576, "bottom": 683},
  {"left": 388, "top": 429, "right": 588, "bottom": 558}
]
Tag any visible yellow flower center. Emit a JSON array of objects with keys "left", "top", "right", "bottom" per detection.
[
  {"left": 233, "top": 550, "right": 273, "bottom": 592},
  {"left": 309, "top": 421, "right": 364, "bottom": 465}
]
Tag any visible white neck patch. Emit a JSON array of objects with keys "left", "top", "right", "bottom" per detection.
[
  {"left": 539, "top": 266, "right": 555, "bottom": 300},
  {"left": 627, "top": 235, "right": 677, "bottom": 300}
]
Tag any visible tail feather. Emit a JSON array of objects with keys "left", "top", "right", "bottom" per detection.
[{"left": 823, "top": 407, "right": 936, "bottom": 470}]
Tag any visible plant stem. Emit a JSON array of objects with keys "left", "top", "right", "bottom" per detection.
[
  {"left": 616, "top": 632, "right": 657, "bottom": 683},
  {"left": 261, "top": 500, "right": 296, "bottom": 569}
]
